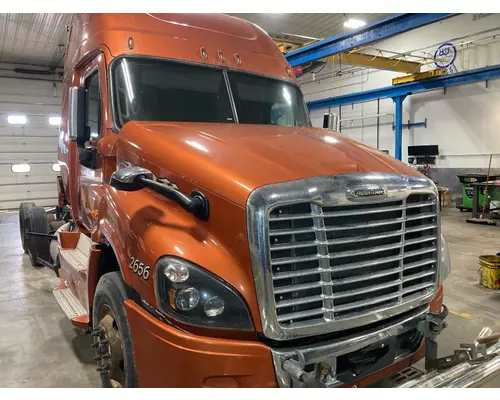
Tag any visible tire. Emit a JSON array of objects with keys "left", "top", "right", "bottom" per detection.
[
  {"left": 25, "top": 206, "right": 50, "bottom": 267},
  {"left": 19, "top": 202, "right": 36, "bottom": 253},
  {"left": 92, "top": 272, "right": 138, "bottom": 388}
]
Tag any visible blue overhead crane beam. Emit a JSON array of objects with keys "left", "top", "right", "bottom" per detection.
[
  {"left": 285, "top": 13, "right": 456, "bottom": 67},
  {"left": 307, "top": 64, "right": 500, "bottom": 110}
]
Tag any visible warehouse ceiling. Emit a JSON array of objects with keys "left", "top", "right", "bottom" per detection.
[
  {"left": 227, "top": 13, "right": 390, "bottom": 41},
  {"left": 0, "top": 13, "right": 71, "bottom": 67},
  {"left": 0, "top": 13, "right": 391, "bottom": 68}
]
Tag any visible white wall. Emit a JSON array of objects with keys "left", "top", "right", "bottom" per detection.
[
  {"left": 0, "top": 64, "right": 63, "bottom": 209},
  {"left": 301, "top": 13, "right": 500, "bottom": 169}
]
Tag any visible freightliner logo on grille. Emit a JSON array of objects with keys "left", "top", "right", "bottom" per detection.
[{"left": 347, "top": 187, "right": 387, "bottom": 200}]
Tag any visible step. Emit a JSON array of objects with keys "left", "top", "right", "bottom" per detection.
[
  {"left": 59, "top": 233, "right": 93, "bottom": 272},
  {"left": 53, "top": 287, "right": 88, "bottom": 321},
  {"left": 60, "top": 248, "right": 88, "bottom": 272}
]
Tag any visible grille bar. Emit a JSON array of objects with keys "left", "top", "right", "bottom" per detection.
[
  {"left": 270, "top": 229, "right": 404, "bottom": 251},
  {"left": 270, "top": 204, "right": 405, "bottom": 221},
  {"left": 272, "top": 241, "right": 405, "bottom": 265},
  {"left": 406, "top": 200, "right": 436, "bottom": 209},
  {"left": 404, "top": 270, "right": 436, "bottom": 282},
  {"left": 405, "top": 235, "right": 437, "bottom": 246},
  {"left": 403, "top": 246, "right": 437, "bottom": 257},
  {"left": 270, "top": 217, "right": 405, "bottom": 236},
  {"left": 273, "top": 254, "right": 404, "bottom": 280},
  {"left": 405, "top": 224, "right": 437, "bottom": 234},
  {"left": 403, "top": 258, "right": 436, "bottom": 271},
  {"left": 274, "top": 267, "right": 400, "bottom": 294},
  {"left": 274, "top": 266, "right": 402, "bottom": 292},
  {"left": 404, "top": 281, "right": 435, "bottom": 295},
  {"left": 269, "top": 200, "right": 436, "bottom": 222},
  {"left": 406, "top": 212, "right": 437, "bottom": 221}
]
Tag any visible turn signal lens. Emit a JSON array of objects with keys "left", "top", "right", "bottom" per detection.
[
  {"left": 175, "top": 287, "right": 200, "bottom": 311},
  {"left": 164, "top": 261, "right": 189, "bottom": 282},
  {"left": 204, "top": 296, "right": 225, "bottom": 317}
]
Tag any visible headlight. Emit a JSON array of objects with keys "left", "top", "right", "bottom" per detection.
[
  {"left": 438, "top": 234, "right": 451, "bottom": 284},
  {"left": 155, "top": 256, "right": 253, "bottom": 330}
]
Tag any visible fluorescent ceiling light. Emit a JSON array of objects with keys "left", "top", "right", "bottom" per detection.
[
  {"left": 49, "top": 116, "right": 61, "bottom": 126},
  {"left": 8, "top": 115, "right": 27, "bottom": 125},
  {"left": 11, "top": 163, "right": 31, "bottom": 173},
  {"left": 344, "top": 19, "right": 366, "bottom": 29}
]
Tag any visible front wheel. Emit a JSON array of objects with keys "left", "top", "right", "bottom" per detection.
[{"left": 92, "top": 272, "right": 138, "bottom": 388}]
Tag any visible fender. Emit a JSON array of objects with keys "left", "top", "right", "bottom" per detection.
[{"left": 95, "top": 184, "right": 262, "bottom": 332}]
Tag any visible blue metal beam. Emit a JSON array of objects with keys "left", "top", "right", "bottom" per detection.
[
  {"left": 285, "top": 14, "right": 456, "bottom": 67},
  {"left": 393, "top": 96, "right": 407, "bottom": 160},
  {"left": 307, "top": 64, "right": 500, "bottom": 110}
]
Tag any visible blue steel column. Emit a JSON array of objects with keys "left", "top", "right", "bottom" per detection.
[{"left": 392, "top": 95, "right": 407, "bottom": 161}]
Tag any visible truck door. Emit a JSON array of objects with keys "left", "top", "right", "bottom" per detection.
[{"left": 77, "top": 55, "right": 106, "bottom": 231}]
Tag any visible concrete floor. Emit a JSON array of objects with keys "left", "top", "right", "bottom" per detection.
[{"left": 0, "top": 207, "right": 499, "bottom": 387}]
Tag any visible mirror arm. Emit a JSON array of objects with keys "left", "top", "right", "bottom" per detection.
[{"left": 138, "top": 177, "right": 209, "bottom": 221}]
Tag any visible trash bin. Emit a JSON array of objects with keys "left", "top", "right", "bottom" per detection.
[{"left": 479, "top": 255, "right": 500, "bottom": 290}]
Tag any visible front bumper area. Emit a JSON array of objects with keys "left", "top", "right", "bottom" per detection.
[
  {"left": 272, "top": 306, "right": 428, "bottom": 387},
  {"left": 125, "top": 300, "right": 277, "bottom": 387},
  {"left": 124, "top": 286, "right": 444, "bottom": 388}
]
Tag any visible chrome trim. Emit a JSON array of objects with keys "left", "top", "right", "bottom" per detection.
[
  {"left": 271, "top": 305, "right": 428, "bottom": 387},
  {"left": 68, "top": 87, "right": 80, "bottom": 140},
  {"left": 247, "top": 173, "right": 440, "bottom": 341}
]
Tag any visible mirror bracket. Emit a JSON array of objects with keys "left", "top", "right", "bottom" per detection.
[{"left": 110, "top": 166, "right": 210, "bottom": 220}]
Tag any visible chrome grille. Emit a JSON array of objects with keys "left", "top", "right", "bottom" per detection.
[{"left": 268, "top": 193, "right": 438, "bottom": 327}]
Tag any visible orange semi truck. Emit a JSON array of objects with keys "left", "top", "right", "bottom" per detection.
[{"left": 18, "top": 13, "right": 452, "bottom": 388}]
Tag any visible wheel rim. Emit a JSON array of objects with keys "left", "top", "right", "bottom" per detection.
[{"left": 93, "top": 305, "right": 125, "bottom": 388}]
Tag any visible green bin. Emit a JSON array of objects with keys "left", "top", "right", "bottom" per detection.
[{"left": 456, "top": 174, "right": 500, "bottom": 211}]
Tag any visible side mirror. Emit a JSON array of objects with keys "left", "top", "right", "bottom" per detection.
[
  {"left": 111, "top": 166, "right": 210, "bottom": 220},
  {"left": 323, "top": 113, "right": 340, "bottom": 131},
  {"left": 110, "top": 167, "right": 154, "bottom": 191},
  {"left": 68, "top": 86, "right": 88, "bottom": 147}
]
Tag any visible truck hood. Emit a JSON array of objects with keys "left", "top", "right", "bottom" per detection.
[{"left": 118, "top": 122, "right": 421, "bottom": 207}]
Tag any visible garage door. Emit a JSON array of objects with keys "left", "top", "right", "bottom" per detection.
[{"left": 0, "top": 75, "right": 61, "bottom": 210}]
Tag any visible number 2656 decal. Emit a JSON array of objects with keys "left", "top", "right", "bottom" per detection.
[{"left": 129, "top": 257, "right": 151, "bottom": 280}]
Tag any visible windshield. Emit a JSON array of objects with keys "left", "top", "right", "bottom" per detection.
[
  {"left": 112, "top": 57, "right": 310, "bottom": 128},
  {"left": 227, "top": 71, "right": 309, "bottom": 126}
]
